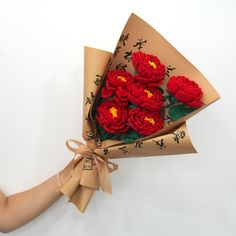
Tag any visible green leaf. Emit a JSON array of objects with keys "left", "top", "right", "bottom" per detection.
[
  {"left": 97, "top": 124, "right": 120, "bottom": 142},
  {"left": 121, "top": 129, "right": 142, "bottom": 143},
  {"left": 168, "top": 104, "right": 195, "bottom": 121},
  {"left": 168, "top": 94, "right": 177, "bottom": 104},
  {"left": 129, "top": 103, "right": 138, "bottom": 108},
  {"left": 96, "top": 125, "right": 143, "bottom": 143}
]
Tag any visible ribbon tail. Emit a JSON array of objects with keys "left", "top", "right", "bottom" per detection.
[
  {"left": 107, "top": 160, "right": 119, "bottom": 172},
  {"left": 95, "top": 158, "right": 113, "bottom": 194}
]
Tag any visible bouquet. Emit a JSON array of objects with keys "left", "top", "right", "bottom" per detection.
[
  {"left": 95, "top": 52, "right": 203, "bottom": 142},
  {"left": 59, "top": 13, "right": 220, "bottom": 213}
]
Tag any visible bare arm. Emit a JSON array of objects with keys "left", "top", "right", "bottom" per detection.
[{"left": 0, "top": 159, "right": 75, "bottom": 233}]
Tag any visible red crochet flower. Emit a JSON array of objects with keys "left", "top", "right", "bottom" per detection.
[
  {"left": 96, "top": 100, "right": 129, "bottom": 134},
  {"left": 101, "top": 70, "right": 135, "bottom": 105},
  {"left": 132, "top": 51, "right": 166, "bottom": 87},
  {"left": 114, "top": 87, "right": 129, "bottom": 106},
  {"left": 167, "top": 76, "right": 203, "bottom": 108},
  {"left": 127, "top": 82, "right": 163, "bottom": 111},
  {"left": 128, "top": 108, "right": 164, "bottom": 136}
]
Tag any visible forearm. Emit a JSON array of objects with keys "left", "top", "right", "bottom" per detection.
[{"left": 0, "top": 166, "right": 71, "bottom": 233}]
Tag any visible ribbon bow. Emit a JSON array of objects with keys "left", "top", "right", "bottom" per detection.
[{"left": 59, "top": 139, "right": 118, "bottom": 212}]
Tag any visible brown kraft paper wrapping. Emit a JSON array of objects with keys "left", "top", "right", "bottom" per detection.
[{"left": 59, "top": 13, "right": 220, "bottom": 213}]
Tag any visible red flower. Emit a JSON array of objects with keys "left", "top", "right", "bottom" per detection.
[
  {"left": 128, "top": 108, "right": 164, "bottom": 136},
  {"left": 167, "top": 76, "right": 203, "bottom": 108},
  {"left": 114, "top": 87, "right": 129, "bottom": 106},
  {"left": 101, "top": 70, "right": 135, "bottom": 105},
  {"left": 132, "top": 51, "right": 166, "bottom": 87},
  {"left": 127, "top": 82, "right": 163, "bottom": 111},
  {"left": 96, "top": 100, "right": 129, "bottom": 134}
]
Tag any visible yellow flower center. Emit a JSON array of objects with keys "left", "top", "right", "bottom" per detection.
[
  {"left": 144, "top": 116, "right": 155, "bottom": 125},
  {"left": 109, "top": 106, "right": 118, "bottom": 118},
  {"left": 144, "top": 89, "right": 153, "bottom": 98},
  {"left": 117, "top": 75, "right": 127, "bottom": 82},
  {"left": 148, "top": 60, "right": 157, "bottom": 69}
]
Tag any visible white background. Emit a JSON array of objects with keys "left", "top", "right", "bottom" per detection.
[{"left": 0, "top": 0, "right": 235, "bottom": 235}]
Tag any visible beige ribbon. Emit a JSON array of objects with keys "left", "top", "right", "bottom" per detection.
[{"left": 59, "top": 139, "right": 118, "bottom": 212}]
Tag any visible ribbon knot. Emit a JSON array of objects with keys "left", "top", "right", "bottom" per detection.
[{"left": 59, "top": 139, "right": 118, "bottom": 212}]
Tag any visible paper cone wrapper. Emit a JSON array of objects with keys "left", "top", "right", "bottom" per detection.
[{"left": 60, "top": 13, "right": 220, "bottom": 213}]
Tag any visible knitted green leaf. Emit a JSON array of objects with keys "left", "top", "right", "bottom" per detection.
[
  {"left": 129, "top": 103, "right": 138, "bottom": 108},
  {"left": 97, "top": 125, "right": 142, "bottom": 143},
  {"left": 97, "top": 124, "right": 120, "bottom": 142},
  {"left": 121, "top": 129, "right": 142, "bottom": 143},
  {"left": 168, "top": 94, "right": 177, "bottom": 104},
  {"left": 168, "top": 104, "right": 195, "bottom": 121}
]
